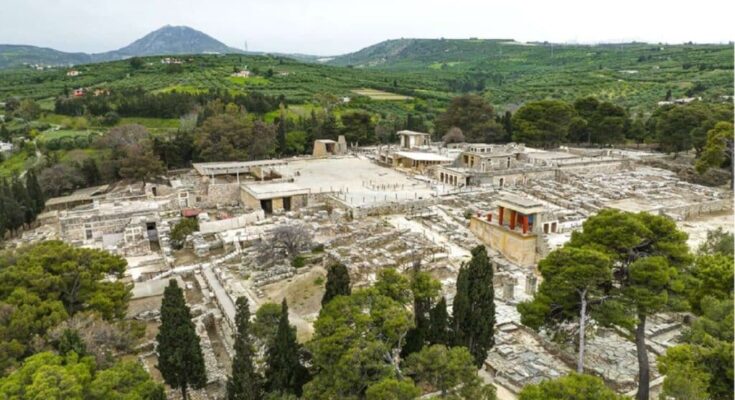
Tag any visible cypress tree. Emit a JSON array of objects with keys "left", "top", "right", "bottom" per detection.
[
  {"left": 277, "top": 109, "right": 287, "bottom": 155},
  {"left": 265, "top": 299, "right": 308, "bottom": 396},
  {"left": 427, "top": 296, "right": 450, "bottom": 346},
  {"left": 1, "top": 179, "right": 25, "bottom": 233},
  {"left": 156, "top": 279, "right": 207, "bottom": 400},
  {"left": 402, "top": 267, "right": 441, "bottom": 357},
  {"left": 25, "top": 170, "right": 45, "bottom": 214},
  {"left": 11, "top": 175, "right": 33, "bottom": 225},
  {"left": 321, "top": 262, "right": 351, "bottom": 306},
  {"left": 452, "top": 245, "right": 495, "bottom": 367},
  {"left": 226, "top": 297, "right": 263, "bottom": 400}
]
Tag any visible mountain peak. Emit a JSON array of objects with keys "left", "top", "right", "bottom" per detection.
[{"left": 109, "top": 25, "right": 239, "bottom": 58}]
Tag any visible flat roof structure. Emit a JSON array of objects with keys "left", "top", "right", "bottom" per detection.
[
  {"left": 397, "top": 130, "right": 430, "bottom": 136},
  {"left": 193, "top": 160, "right": 287, "bottom": 176},
  {"left": 525, "top": 151, "right": 578, "bottom": 160},
  {"left": 393, "top": 151, "right": 452, "bottom": 162},
  {"left": 241, "top": 181, "right": 309, "bottom": 200},
  {"left": 496, "top": 194, "right": 546, "bottom": 214},
  {"left": 45, "top": 184, "right": 109, "bottom": 209}
]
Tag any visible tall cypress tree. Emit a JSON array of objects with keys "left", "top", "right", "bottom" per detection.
[
  {"left": 265, "top": 299, "right": 308, "bottom": 397},
  {"left": 11, "top": 175, "right": 33, "bottom": 225},
  {"left": 452, "top": 245, "right": 495, "bottom": 367},
  {"left": 156, "top": 279, "right": 207, "bottom": 400},
  {"left": 427, "top": 296, "right": 450, "bottom": 346},
  {"left": 25, "top": 170, "right": 45, "bottom": 214},
  {"left": 402, "top": 268, "right": 441, "bottom": 357},
  {"left": 227, "top": 297, "right": 263, "bottom": 400},
  {"left": 321, "top": 263, "right": 351, "bottom": 306},
  {"left": 277, "top": 108, "right": 287, "bottom": 155}
]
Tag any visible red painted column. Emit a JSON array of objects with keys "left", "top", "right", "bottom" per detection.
[
  {"left": 498, "top": 206, "right": 504, "bottom": 226},
  {"left": 522, "top": 215, "right": 529, "bottom": 234},
  {"left": 509, "top": 210, "right": 517, "bottom": 230},
  {"left": 487, "top": 213, "right": 493, "bottom": 222}
]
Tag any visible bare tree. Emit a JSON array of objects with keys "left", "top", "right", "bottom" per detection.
[
  {"left": 442, "top": 127, "right": 465, "bottom": 144},
  {"left": 48, "top": 312, "right": 135, "bottom": 368},
  {"left": 259, "top": 223, "right": 313, "bottom": 263}
]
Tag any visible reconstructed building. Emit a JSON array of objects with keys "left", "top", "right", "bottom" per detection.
[
  {"left": 398, "top": 130, "right": 431, "bottom": 148},
  {"left": 469, "top": 194, "right": 558, "bottom": 267},
  {"left": 240, "top": 181, "right": 309, "bottom": 213},
  {"left": 312, "top": 135, "right": 347, "bottom": 157}
]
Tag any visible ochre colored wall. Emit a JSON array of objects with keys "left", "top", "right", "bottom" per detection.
[{"left": 469, "top": 217, "right": 537, "bottom": 267}]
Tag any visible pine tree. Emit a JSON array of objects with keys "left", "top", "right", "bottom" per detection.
[
  {"left": 156, "top": 279, "right": 207, "bottom": 400},
  {"left": 452, "top": 245, "right": 495, "bottom": 367},
  {"left": 226, "top": 297, "right": 263, "bottom": 400},
  {"left": 427, "top": 296, "right": 450, "bottom": 346},
  {"left": 265, "top": 299, "right": 308, "bottom": 397},
  {"left": 321, "top": 263, "right": 351, "bottom": 306}
]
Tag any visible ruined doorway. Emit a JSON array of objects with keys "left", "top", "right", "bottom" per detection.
[
  {"left": 146, "top": 222, "right": 160, "bottom": 251},
  {"left": 283, "top": 196, "right": 292, "bottom": 211},
  {"left": 261, "top": 199, "right": 273, "bottom": 214}
]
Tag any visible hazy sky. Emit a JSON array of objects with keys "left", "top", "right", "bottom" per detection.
[{"left": 2, "top": 0, "right": 733, "bottom": 55}]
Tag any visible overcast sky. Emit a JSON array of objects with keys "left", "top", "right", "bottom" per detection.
[{"left": 2, "top": 0, "right": 733, "bottom": 55}]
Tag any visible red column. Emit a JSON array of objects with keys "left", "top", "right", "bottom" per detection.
[
  {"left": 498, "top": 206, "right": 504, "bottom": 225},
  {"left": 509, "top": 210, "right": 517, "bottom": 230},
  {"left": 522, "top": 215, "right": 529, "bottom": 234},
  {"left": 487, "top": 213, "right": 493, "bottom": 222}
]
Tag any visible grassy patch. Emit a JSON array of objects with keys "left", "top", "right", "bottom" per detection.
[
  {"left": 39, "top": 129, "right": 98, "bottom": 141},
  {"left": 352, "top": 88, "right": 413, "bottom": 100},
  {"left": 152, "top": 85, "right": 207, "bottom": 95},
  {"left": 118, "top": 117, "right": 180, "bottom": 129},
  {"left": 0, "top": 151, "right": 32, "bottom": 177},
  {"left": 228, "top": 75, "right": 270, "bottom": 86}
]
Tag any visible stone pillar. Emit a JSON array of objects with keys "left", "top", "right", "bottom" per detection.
[
  {"left": 509, "top": 210, "right": 517, "bottom": 230},
  {"left": 498, "top": 206, "right": 504, "bottom": 225}
]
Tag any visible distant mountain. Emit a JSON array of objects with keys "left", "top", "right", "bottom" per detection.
[
  {"left": 326, "top": 38, "right": 520, "bottom": 68},
  {"left": 0, "top": 44, "right": 92, "bottom": 69},
  {"left": 0, "top": 25, "right": 244, "bottom": 69},
  {"left": 94, "top": 25, "right": 241, "bottom": 61}
]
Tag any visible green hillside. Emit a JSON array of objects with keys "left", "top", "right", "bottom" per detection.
[
  {"left": 327, "top": 39, "right": 734, "bottom": 111},
  {"left": 1, "top": 40, "right": 733, "bottom": 115}
]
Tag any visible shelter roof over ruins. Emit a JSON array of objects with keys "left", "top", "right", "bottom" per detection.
[
  {"left": 240, "top": 181, "right": 309, "bottom": 200},
  {"left": 193, "top": 160, "right": 287, "bottom": 176},
  {"left": 393, "top": 151, "right": 452, "bottom": 162}
]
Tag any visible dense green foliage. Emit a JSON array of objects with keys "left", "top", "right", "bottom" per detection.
[
  {"left": 321, "top": 262, "right": 351, "bottom": 306},
  {"left": 170, "top": 218, "right": 199, "bottom": 250},
  {"left": 0, "top": 241, "right": 130, "bottom": 371},
  {"left": 452, "top": 245, "right": 495, "bottom": 367},
  {"left": 328, "top": 39, "right": 733, "bottom": 111},
  {"left": 0, "top": 171, "right": 45, "bottom": 238},
  {"left": 156, "top": 279, "right": 206, "bottom": 400},
  {"left": 518, "top": 373, "right": 625, "bottom": 400},
  {"left": 0, "top": 351, "right": 164, "bottom": 400},
  {"left": 227, "top": 297, "right": 263, "bottom": 400},
  {"left": 265, "top": 300, "right": 309, "bottom": 397},
  {"left": 404, "top": 344, "right": 495, "bottom": 399},
  {"left": 656, "top": 228, "right": 734, "bottom": 400}
]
